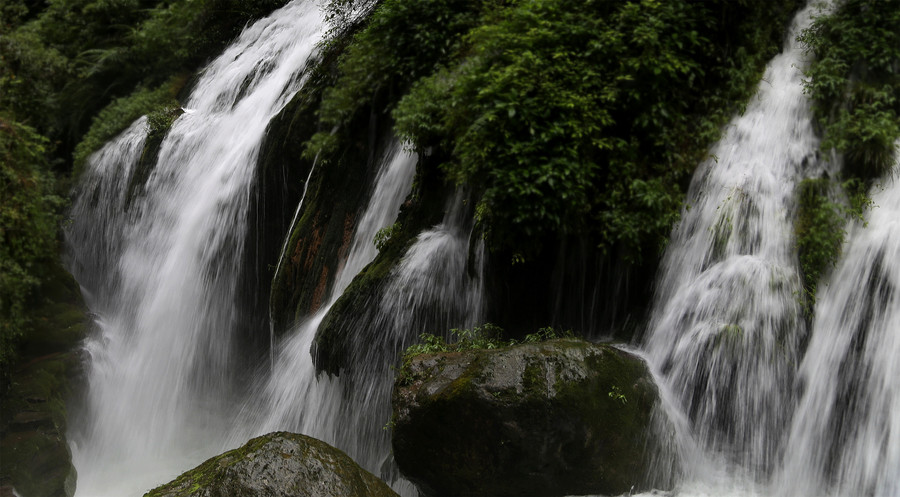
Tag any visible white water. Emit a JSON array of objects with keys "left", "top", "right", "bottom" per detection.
[
  {"left": 66, "top": 2, "right": 327, "bottom": 495},
  {"left": 229, "top": 182, "right": 485, "bottom": 493},
  {"left": 641, "top": 1, "right": 829, "bottom": 492},
  {"left": 642, "top": 2, "right": 900, "bottom": 496},
  {"left": 228, "top": 141, "right": 417, "bottom": 450},
  {"left": 777, "top": 143, "right": 900, "bottom": 497}
]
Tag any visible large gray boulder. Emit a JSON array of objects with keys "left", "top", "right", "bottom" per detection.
[
  {"left": 144, "top": 432, "right": 399, "bottom": 497},
  {"left": 391, "top": 338, "right": 662, "bottom": 497}
]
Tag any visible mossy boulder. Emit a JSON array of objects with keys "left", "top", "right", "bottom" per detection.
[
  {"left": 144, "top": 432, "right": 399, "bottom": 497},
  {"left": 391, "top": 338, "right": 662, "bottom": 497}
]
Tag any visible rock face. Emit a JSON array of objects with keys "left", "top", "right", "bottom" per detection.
[
  {"left": 144, "top": 432, "right": 399, "bottom": 497},
  {"left": 0, "top": 262, "right": 88, "bottom": 497},
  {"left": 392, "top": 338, "right": 662, "bottom": 497}
]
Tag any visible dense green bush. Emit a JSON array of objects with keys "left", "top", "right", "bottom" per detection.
[
  {"left": 1, "top": 0, "right": 286, "bottom": 162},
  {"left": 800, "top": 0, "right": 900, "bottom": 181},
  {"left": 794, "top": 177, "right": 870, "bottom": 309},
  {"left": 794, "top": 179, "right": 847, "bottom": 306},
  {"left": 72, "top": 80, "right": 181, "bottom": 174},
  {"left": 393, "top": 0, "right": 803, "bottom": 260},
  {"left": 305, "top": 0, "right": 486, "bottom": 158},
  {"left": 0, "top": 115, "right": 63, "bottom": 373}
]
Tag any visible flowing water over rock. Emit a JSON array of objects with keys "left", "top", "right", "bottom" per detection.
[
  {"left": 641, "top": 2, "right": 899, "bottom": 496},
  {"left": 777, "top": 143, "right": 900, "bottom": 497},
  {"left": 65, "top": 2, "right": 327, "bottom": 495},
  {"left": 226, "top": 141, "right": 418, "bottom": 465},
  {"left": 64, "top": 0, "right": 899, "bottom": 495},
  {"left": 228, "top": 182, "right": 485, "bottom": 492},
  {"left": 641, "top": 0, "right": 829, "bottom": 490}
]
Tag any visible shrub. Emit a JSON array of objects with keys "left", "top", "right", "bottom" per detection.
[
  {"left": 0, "top": 115, "right": 62, "bottom": 373},
  {"left": 799, "top": 0, "right": 900, "bottom": 181},
  {"left": 394, "top": 0, "right": 804, "bottom": 261}
]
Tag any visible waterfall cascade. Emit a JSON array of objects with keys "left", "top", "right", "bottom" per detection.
[
  {"left": 642, "top": 0, "right": 828, "bottom": 490},
  {"left": 66, "top": 0, "right": 483, "bottom": 494},
  {"left": 777, "top": 142, "right": 900, "bottom": 497},
  {"left": 65, "top": 2, "right": 327, "bottom": 495},
  {"left": 642, "top": 1, "right": 900, "bottom": 496},
  {"left": 62, "top": 0, "right": 900, "bottom": 495}
]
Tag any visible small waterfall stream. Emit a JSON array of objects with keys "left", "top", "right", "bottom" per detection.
[
  {"left": 65, "top": 2, "right": 327, "bottom": 495},
  {"left": 226, "top": 141, "right": 418, "bottom": 462},
  {"left": 777, "top": 142, "right": 900, "bottom": 497},
  {"left": 641, "top": 1, "right": 829, "bottom": 492}
]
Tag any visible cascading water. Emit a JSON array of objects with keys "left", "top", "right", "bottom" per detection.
[
  {"left": 230, "top": 175, "right": 485, "bottom": 492},
  {"left": 641, "top": 1, "right": 830, "bottom": 491},
  {"left": 65, "top": 2, "right": 327, "bottom": 495},
  {"left": 227, "top": 141, "right": 418, "bottom": 453},
  {"left": 777, "top": 143, "right": 900, "bottom": 497}
]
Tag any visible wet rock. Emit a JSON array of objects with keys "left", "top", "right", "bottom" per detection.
[
  {"left": 144, "top": 432, "right": 399, "bottom": 497},
  {"left": 391, "top": 338, "right": 662, "bottom": 497},
  {"left": 0, "top": 262, "right": 88, "bottom": 497}
]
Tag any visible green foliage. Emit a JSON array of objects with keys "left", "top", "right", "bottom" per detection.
[
  {"left": 800, "top": 0, "right": 900, "bottom": 181},
  {"left": 402, "top": 324, "right": 572, "bottom": 360},
  {"left": 0, "top": 115, "right": 63, "bottom": 373},
  {"left": 72, "top": 81, "right": 180, "bottom": 174},
  {"left": 794, "top": 178, "right": 870, "bottom": 308},
  {"left": 0, "top": 25, "right": 74, "bottom": 133},
  {"left": 373, "top": 222, "right": 402, "bottom": 251},
  {"left": 305, "top": 0, "right": 485, "bottom": 159},
  {"left": 2, "top": 0, "right": 285, "bottom": 156},
  {"left": 608, "top": 385, "right": 628, "bottom": 405},
  {"left": 393, "top": 0, "right": 804, "bottom": 261}
]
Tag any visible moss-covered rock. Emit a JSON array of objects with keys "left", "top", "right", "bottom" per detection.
[
  {"left": 391, "top": 338, "right": 664, "bottom": 497},
  {"left": 260, "top": 30, "right": 398, "bottom": 336},
  {"left": 0, "top": 261, "right": 89, "bottom": 497},
  {"left": 311, "top": 150, "right": 453, "bottom": 375},
  {"left": 144, "top": 432, "right": 399, "bottom": 497}
]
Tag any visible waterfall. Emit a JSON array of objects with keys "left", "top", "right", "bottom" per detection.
[
  {"left": 229, "top": 141, "right": 417, "bottom": 450},
  {"left": 65, "top": 2, "right": 326, "bottom": 495},
  {"left": 641, "top": 1, "right": 829, "bottom": 490},
  {"left": 230, "top": 175, "right": 485, "bottom": 493},
  {"left": 777, "top": 143, "right": 900, "bottom": 497}
]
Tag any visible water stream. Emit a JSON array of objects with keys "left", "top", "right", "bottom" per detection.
[
  {"left": 641, "top": 1, "right": 830, "bottom": 492},
  {"left": 777, "top": 143, "right": 900, "bottom": 497},
  {"left": 65, "top": 2, "right": 327, "bottom": 494}
]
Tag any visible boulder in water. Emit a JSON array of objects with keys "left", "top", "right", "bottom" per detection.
[
  {"left": 143, "top": 432, "right": 399, "bottom": 497},
  {"left": 391, "top": 338, "right": 661, "bottom": 496}
]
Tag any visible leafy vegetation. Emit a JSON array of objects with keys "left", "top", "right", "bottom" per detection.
[
  {"left": 794, "top": 178, "right": 870, "bottom": 309},
  {"left": 389, "top": 0, "right": 801, "bottom": 261},
  {"left": 304, "top": 0, "right": 486, "bottom": 159},
  {"left": 72, "top": 80, "right": 182, "bottom": 173},
  {"left": 1, "top": 0, "right": 285, "bottom": 162},
  {"left": 402, "top": 324, "right": 572, "bottom": 358},
  {"left": 799, "top": 0, "right": 900, "bottom": 181},
  {"left": 793, "top": 0, "right": 899, "bottom": 304},
  {"left": 0, "top": 115, "right": 63, "bottom": 375},
  {"left": 0, "top": 0, "right": 285, "bottom": 381}
]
